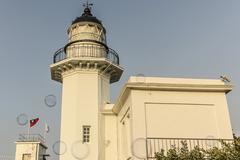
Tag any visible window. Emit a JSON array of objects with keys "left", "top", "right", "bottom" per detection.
[
  {"left": 83, "top": 126, "right": 91, "bottom": 143},
  {"left": 22, "top": 154, "right": 31, "bottom": 160}
]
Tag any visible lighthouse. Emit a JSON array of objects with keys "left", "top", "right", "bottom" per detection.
[{"left": 50, "top": 4, "right": 123, "bottom": 160}]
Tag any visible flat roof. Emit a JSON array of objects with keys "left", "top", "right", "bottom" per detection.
[
  {"left": 113, "top": 76, "right": 233, "bottom": 114},
  {"left": 128, "top": 76, "right": 228, "bottom": 85}
]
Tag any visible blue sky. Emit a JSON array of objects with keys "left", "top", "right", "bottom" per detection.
[{"left": 0, "top": 0, "right": 240, "bottom": 159}]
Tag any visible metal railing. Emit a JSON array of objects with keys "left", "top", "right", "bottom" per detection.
[
  {"left": 18, "top": 134, "right": 45, "bottom": 144},
  {"left": 146, "top": 137, "right": 234, "bottom": 159},
  {"left": 53, "top": 42, "right": 119, "bottom": 65}
]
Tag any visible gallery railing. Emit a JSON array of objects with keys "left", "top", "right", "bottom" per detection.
[
  {"left": 18, "top": 134, "right": 45, "bottom": 144},
  {"left": 53, "top": 42, "right": 119, "bottom": 65},
  {"left": 146, "top": 137, "right": 234, "bottom": 159}
]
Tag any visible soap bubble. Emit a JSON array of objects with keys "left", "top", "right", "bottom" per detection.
[
  {"left": 52, "top": 141, "right": 67, "bottom": 155},
  {"left": 131, "top": 138, "right": 146, "bottom": 159},
  {"left": 71, "top": 140, "right": 90, "bottom": 159},
  {"left": 16, "top": 113, "right": 28, "bottom": 126},
  {"left": 44, "top": 95, "right": 57, "bottom": 108}
]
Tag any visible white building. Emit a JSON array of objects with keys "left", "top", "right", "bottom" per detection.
[
  {"left": 49, "top": 5, "right": 233, "bottom": 160},
  {"left": 113, "top": 76, "right": 233, "bottom": 159}
]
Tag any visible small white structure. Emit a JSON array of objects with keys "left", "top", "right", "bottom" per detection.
[
  {"left": 15, "top": 134, "right": 47, "bottom": 160},
  {"left": 50, "top": 5, "right": 234, "bottom": 160}
]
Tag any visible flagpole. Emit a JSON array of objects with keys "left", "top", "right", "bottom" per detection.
[
  {"left": 44, "top": 122, "right": 46, "bottom": 143},
  {"left": 28, "top": 122, "right": 30, "bottom": 139}
]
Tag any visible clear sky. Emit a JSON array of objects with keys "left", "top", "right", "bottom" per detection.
[{"left": 0, "top": 0, "right": 240, "bottom": 159}]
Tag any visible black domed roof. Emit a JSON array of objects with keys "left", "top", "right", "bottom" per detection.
[{"left": 72, "top": 7, "right": 102, "bottom": 25}]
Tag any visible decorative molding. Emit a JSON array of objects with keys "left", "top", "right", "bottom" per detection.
[
  {"left": 113, "top": 79, "right": 232, "bottom": 114},
  {"left": 50, "top": 58, "right": 123, "bottom": 83}
]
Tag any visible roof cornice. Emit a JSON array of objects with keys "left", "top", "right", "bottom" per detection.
[{"left": 112, "top": 79, "right": 233, "bottom": 114}]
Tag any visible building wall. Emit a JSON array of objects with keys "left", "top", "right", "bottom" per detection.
[
  {"left": 131, "top": 90, "right": 233, "bottom": 140},
  {"left": 117, "top": 93, "right": 133, "bottom": 160},
  {"left": 15, "top": 143, "right": 37, "bottom": 160},
  {"left": 104, "top": 113, "right": 118, "bottom": 160},
  {"left": 99, "top": 75, "right": 111, "bottom": 160},
  {"left": 115, "top": 78, "right": 233, "bottom": 160},
  {"left": 15, "top": 142, "right": 46, "bottom": 160},
  {"left": 60, "top": 70, "right": 106, "bottom": 160}
]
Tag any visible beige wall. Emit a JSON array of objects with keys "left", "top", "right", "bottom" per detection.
[
  {"left": 60, "top": 69, "right": 113, "bottom": 160},
  {"left": 132, "top": 90, "right": 233, "bottom": 139},
  {"left": 146, "top": 103, "right": 218, "bottom": 138},
  {"left": 103, "top": 113, "right": 118, "bottom": 160},
  {"left": 98, "top": 75, "right": 111, "bottom": 160},
  {"left": 60, "top": 70, "right": 100, "bottom": 160},
  {"left": 15, "top": 142, "right": 46, "bottom": 160},
  {"left": 117, "top": 93, "right": 133, "bottom": 160}
]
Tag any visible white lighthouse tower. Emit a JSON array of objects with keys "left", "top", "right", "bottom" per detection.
[{"left": 50, "top": 4, "right": 123, "bottom": 160}]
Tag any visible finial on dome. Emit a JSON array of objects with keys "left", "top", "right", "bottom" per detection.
[
  {"left": 82, "top": 1, "right": 93, "bottom": 16},
  {"left": 71, "top": 1, "right": 102, "bottom": 25}
]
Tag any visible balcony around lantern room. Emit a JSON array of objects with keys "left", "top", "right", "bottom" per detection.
[
  {"left": 50, "top": 41, "right": 123, "bottom": 83},
  {"left": 53, "top": 42, "right": 119, "bottom": 65}
]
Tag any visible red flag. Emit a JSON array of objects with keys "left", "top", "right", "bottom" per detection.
[{"left": 30, "top": 118, "right": 39, "bottom": 128}]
